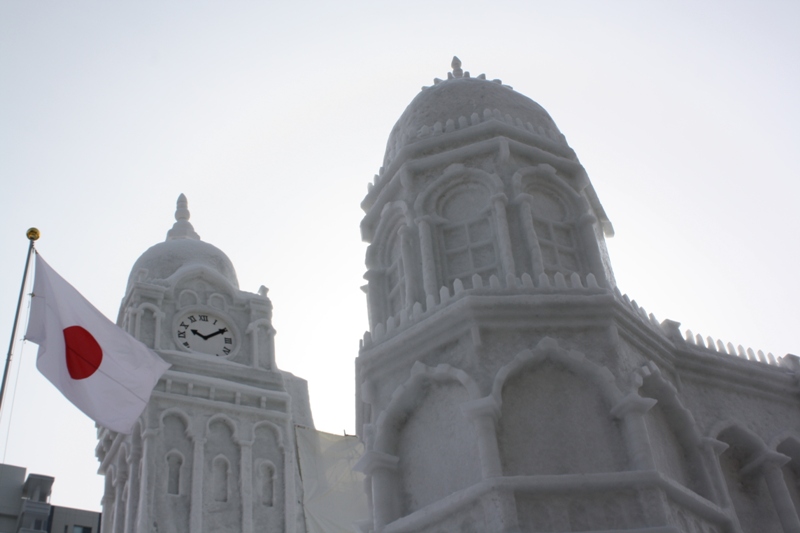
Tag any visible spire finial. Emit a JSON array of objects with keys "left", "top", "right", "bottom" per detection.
[
  {"left": 450, "top": 56, "right": 464, "bottom": 79},
  {"left": 428, "top": 56, "right": 479, "bottom": 88},
  {"left": 166, "top": 194, "right": 200, "bottom": 241}
]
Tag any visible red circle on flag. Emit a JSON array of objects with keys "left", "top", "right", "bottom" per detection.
[{"left": 63, "top": 326, "right": 103, "bottom": 380}]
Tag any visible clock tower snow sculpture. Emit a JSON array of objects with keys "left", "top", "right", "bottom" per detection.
[
  {"left": 96, "top": 195, "right": 313, "bottom": 533},
  {"left": 355, "top": 59, "right": 800, "bottom": 533}
]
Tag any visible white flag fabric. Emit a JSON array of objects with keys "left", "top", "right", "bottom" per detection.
[
  {"left": 25, "top": 254, "right": 170, "bottom": 434},
  {"left": 296, "top": 426, "right": 369, "bottom": 533}
]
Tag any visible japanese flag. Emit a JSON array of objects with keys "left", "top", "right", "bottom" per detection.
[{"left": 25, "top": 254, "right": 170, "bottom": 434}]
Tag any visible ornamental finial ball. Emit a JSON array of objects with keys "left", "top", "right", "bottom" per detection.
[{"left": 26, "top": 228, "right": 40, "bottom": 241}]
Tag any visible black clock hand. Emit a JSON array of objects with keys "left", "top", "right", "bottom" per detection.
[
  {"left": 204, "top": 328, "right": 228, "bottom": 339},
  {"left": 190, "top": 329, "right": 211, "bottom": 340}
]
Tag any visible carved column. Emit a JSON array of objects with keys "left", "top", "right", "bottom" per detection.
[
  {"left": 362, "top": 268, "right": 382, "bottom": 330},
  {"left": 356, "top": 450, "right": 401, "bottom": 529},
  {"left": 577, "top": 212, "right": 608, "bottom": 287},
  {"left": 742, "top": 451, "right": 800, "bottom": 533},
  {"left": 240, "top": 439, "right": 254, "bottom": 533},
  {"left": 517, "top": 199, "right": 544, "bottom": 279},
  {"left": 247, "top": 319, "right": 275, "bottom": 370},
  {"left": 124, "top": 447, "right": 141, "bottom": 533},
  {"left": 462, "top": 396, "right": 519, "bottom": 533},
  {"left": 399, "top": 224, "right": 417, "bottom": 308},
  {"left": 416, "top": 216, "right": 438, "bottom": 305},
  {"left": 610, "top": 393, "right": 657, "bottom": 471},
  {"left": 461, "top": 397, "right": 503, "bottom": 478},
  {"left": 190, "top": 437, "right": 205, "bottom": 533},
  {"left": 491, "top": 194, "right": 515, "bottom": 280},
  {"left": 136, "top": 429, "right": 158, "bottom": 533},
  {"left": 112, "top": 475, "right": 127, "bottom": 533},
  {"left": 700, "top": 438, "right": 745, "bottom": 532},
  {"left": 101, "top": 486, "right": 116, "bottom": 533}
]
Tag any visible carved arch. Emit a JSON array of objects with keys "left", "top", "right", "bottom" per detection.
[
  {"left": 414, "top": 165, "right": 510, "bottom": 292},
  {"left": 366, "top": 201, "right": 416, "bottom": 324},
  {"left": 491, "top": 337, "right": 622, "bottom": 406},
  {"left": 252, "top": 420, "right": 285, "bottom": 449},
  {"left": 131, "top": 302, "right": 164, "bottom": 349},
  {"left": 511, "top": 164, "right": 594, "bottom": 280},
  {"left": 374, "top": 361, "right": 482, "bottom": 452},
  {"left": 713, "top": 422, "right": 793, "bottom": 533},
  {"left": 415, "top": 164, "right": 505, "bottom": 216},
  {"left": 492, "top": 337, "right": 628, "bottom": 475},
  {"left": 206, "top": 413, "right": 241, "bottom": 444},
  {"left": 512, "top": 164, "right": 587, "bottom": 208},
  {"left": 159, "top": 407, "right": 195, "bottom": 439},
  {"left": 177, "top": 289, "right": 199, "bottom": 308},
  {"left": 165, "top": 265, "right": 237, "bottom": 302},
  {"left": 634, "top": 362, "right": 715, "bottom": 500},
  {"left": 371, "top": 362, "right": 484, "bottom": 517}
]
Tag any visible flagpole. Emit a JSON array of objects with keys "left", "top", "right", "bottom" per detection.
[{"left": 0, "top": 228, "right": 40, "bottom": 414}]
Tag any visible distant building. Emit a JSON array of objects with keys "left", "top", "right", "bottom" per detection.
[{"left": 0, "top": 464, "right": 100, "bottom": 533}]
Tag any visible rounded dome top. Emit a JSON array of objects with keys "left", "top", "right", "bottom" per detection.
[
  {"left": 382, "top": 58, "right": 565, "bottom": 168},
  {"left": 126, "top": 195, "right": 238, "bottom": 292}
]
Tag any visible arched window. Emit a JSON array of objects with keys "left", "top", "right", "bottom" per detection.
[
  {"left": 257, "top": 461, "right": 275, "bottom": 507},
  {"left": 438, "top": 183, "right": 497, "bottom": 288},
  {"left": 166, "top": 451, "right": 183, "bottom": 495},
  {"left": 212, "top": 456, "right": 229, "bottom": 503},
  {"left": 528, "top": 189, "right": 580, "bottom": 276}
]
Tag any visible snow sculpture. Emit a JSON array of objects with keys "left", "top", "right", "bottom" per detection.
[
  {"left": 96, "top": 195, "right": 312, "bottom": 533},
  {"left": 356, "top": 58, "right": 800, "bottom": 533}
]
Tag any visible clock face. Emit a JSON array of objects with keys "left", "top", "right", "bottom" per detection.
[{"left": 174, "top": 311, "right": 237, "bottom": 357}]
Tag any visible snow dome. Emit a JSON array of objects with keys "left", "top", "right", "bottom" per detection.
[
  {"left": 126, "top": 194, "right": 238, "bottom": 292},
  {"left": 382, "top": 57, "right": 567, "bottom": 169}
]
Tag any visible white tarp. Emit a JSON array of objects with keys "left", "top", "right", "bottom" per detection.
[{"left": 295, "top": 426, "right": 369, "bottom": 533}]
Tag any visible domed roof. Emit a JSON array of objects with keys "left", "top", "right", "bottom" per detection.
[
  {"left": 382, "top": 57, "right": 566, "bottom": 168},
  {"left": 126, "top": 195, "right": 238, "bottom": 292}
]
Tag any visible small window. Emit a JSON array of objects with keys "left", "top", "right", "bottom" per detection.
[
  {"left": 258, "top": 462, "right": 275, "bottom": 507},
  {"left": 73, "top": 526, "right": 92, "bottom": 533},
  {"left": 438, "top": 184, "right": 498, "bottom": 288},
  {"left": 529, "top": 190, "right": 581, "bottom": 276},
  {"left": 212, "top": 456, "right": 229, "bottom": 503},
  {"left": 166, "top": 451, "right": 183, "bottom": 495}
]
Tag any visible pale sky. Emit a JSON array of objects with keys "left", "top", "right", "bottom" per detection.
[{"left": 1, "top": 1, "right": 798, "bottom": 512}]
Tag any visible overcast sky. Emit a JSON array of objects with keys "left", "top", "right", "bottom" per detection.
[{"left": 1, "top": 1, "right": 798, "bottom": 512}]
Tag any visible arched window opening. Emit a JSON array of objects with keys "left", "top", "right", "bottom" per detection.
[
  {"left": 166, "top": 451, "right": 183, "bottom": 495},
  {"left": 258, "top": 462, "right": 275, "bottom": 507},
  {"left": 212, "top": 456, "right": 229, "bottom": 503},
  {"left": 529, "top": 190, "right": 580, "bottom": 276},
  {"left": 438, "top": 184, "right": 497, "bottom": 288}
]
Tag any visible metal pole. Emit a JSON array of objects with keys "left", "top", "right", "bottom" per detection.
[{"left": 0, "top": 228, "right": 40, "bottom": 414}]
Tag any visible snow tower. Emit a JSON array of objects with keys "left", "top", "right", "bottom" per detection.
[
  {"left": 355, "top": 58, "right": 800, "bottom": 533},
  {"left": 95, "top": 195, "right": 313, "bottom": 533}
]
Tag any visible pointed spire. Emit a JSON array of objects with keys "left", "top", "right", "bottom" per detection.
[{"left": 166, "top": 193, "right": 200, "bottom": 241}]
